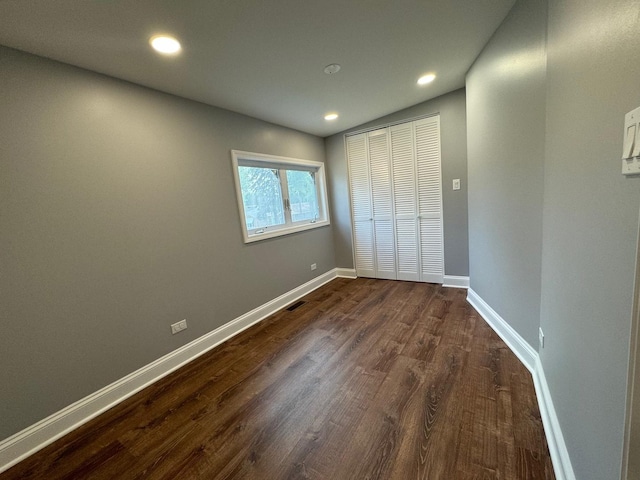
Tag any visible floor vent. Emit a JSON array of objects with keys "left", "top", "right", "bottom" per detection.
[{"left": 286, "top": 300, "right": 306, "bottom": 311}]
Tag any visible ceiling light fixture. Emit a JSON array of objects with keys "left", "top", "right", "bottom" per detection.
[
  {"left": 323, "top": 64, "right": 341, "bottom": 74},
  {"left": 150, "top": 35, "right": 182, "bottom": 55},
  {"left": 324, "top": 113, "right": 339, "bottom": 121},
  {"left": 417, "top": 73, "right": 436, "bottom": 85}
]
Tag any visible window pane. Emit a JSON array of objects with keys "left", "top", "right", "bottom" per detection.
[
  {"left": 238, "top": 166, "right": 285, "bottom": 229},
  {"left": 286, "top": 170, "right": 319, "bottom": 222}
]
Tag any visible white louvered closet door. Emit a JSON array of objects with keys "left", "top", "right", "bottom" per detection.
[
  {"left": 347, "top": 116, "right": 443, "bottom": 284},
  {"left": 415, "top": 116, "right": 444, "bottom": 283},
  {"left": 390, "top": 123, "right": 420, "bottom": 282},
  {"left": 347, "top": 134, "right": 376, "bottom": 278},
  {"left": 368, "top": 129, "right": 397, "bottom": 280}
]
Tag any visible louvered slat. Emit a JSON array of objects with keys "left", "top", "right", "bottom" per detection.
[
  {"left": 374, "top": 219, "right": 396, "bottom": 280},
  {"left": 391, "top": 123, "right": 419, "bottom": 281},
  {"left": 347, "top": 134, "right": 371, "bottom": 220},
  {"left": 390, "top": 124, "right": 416, "bottom": 216},
  {"left": 368, "top": 129, "right": 396, "bottom": 279},
  {"left": 354, "top": 220, "right": 375, "bottom": 275},
  {"left": 416, "top": 118, "right": 442, "bottom": 217},
  {"left": 420, "top": 217, "right": 443, "bottom": 281},
  {"left": 368, "top": 130, "right": 393, "bottom": 218},
  {"left": 347, "top": 134, "right": 375, "bottom": 278},
  {"left": 415, "top": 117, "right": 443, "bottom": 283},
  {"left": 395, "top": 218, "right": 419, "bottom": 281}
]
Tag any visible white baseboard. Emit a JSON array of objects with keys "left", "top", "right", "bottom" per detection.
[
  {"left": 442, "top": 275, "right": 470, "bottom": 289},
  {"left": 466, "top": 288, "right": 575, "bottom": 480},
  {"left": 0, "top": 268, "right": 342, "bottom": 474},
  {"left": 533, "top": 356, "right": 576, "bottom": 480},
  {"left": 336, "top": 268, "right": 357, "bottom": 279},
  {"left": 467, "top": 288, "right": 536, "bottom": 372}
]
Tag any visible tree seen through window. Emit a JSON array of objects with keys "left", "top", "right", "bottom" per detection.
[
  {"left": 286, "top": 170, "right": 318, "bottom": 222},
  {"left": 238, "top": 166, "right": 285, "bottom": 229}
]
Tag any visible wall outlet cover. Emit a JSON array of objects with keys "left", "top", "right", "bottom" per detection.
[{"left": 171, "top": 319, "right": 188, "bottom": 335}]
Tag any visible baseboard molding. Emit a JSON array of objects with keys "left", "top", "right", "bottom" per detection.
[
  {"left": 442, "top": 275, "right": 470, "bottom": 289},
  {"left": 0, "top": 268, "right": 343, "bottom": 474},
  {"left": 466, "top": 288, "right": 576, "bottom": 480},
  {"left": 336, "top": 268, "right": 357, "bottom": 279},
  {"left": 533, "top": 356, "right": 577, "bottom": 480},
  {"left": 466, "top": 288, "right": 536, "bottom": 372}
]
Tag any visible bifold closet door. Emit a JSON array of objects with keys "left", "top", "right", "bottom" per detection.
[
  {"left": 390, "top": 123, "right": 420, "bottom": 282},
  {"left": 415, "top": 116, "right": 444, "bottom": 283},
  {"left": 347, "top": 134, "right": 375, "bottom": 278},
  {"left": 347, "top": 115, "right": 443, "bottom": 283},
  {"left": 368, "top": 129, "right": 396, "bottom": 280}
]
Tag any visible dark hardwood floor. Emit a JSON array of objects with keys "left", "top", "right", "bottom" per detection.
[{"left": 1, "top": 278, "right": 555, "bottom": 479}]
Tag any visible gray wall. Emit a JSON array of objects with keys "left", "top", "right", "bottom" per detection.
[
  {"left": 0, "top": 45, "right": 334, "bottom": 440},
  {"left": 466, "top": 0, "right": 547, "bottom": 348},
  {"left": 629, "top": 306, "right": 640, "bottom": 478},
  {"left": 466, "top": 0, "right": 640, "bottom": 478},
  {"left": 325, "top": 89, "right": 469, "bottom": 276},
  {"left": 540, "top": 0, "right": 640, "bottom": 478}
]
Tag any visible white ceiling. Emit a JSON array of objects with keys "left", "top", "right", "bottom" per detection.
[{"left": 0, "top": 0, "right": 515, "bottom": 137}]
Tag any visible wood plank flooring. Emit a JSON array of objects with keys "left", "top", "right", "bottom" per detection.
[{"left": 1, "top": 278, "right": 555, "bottom": 479}]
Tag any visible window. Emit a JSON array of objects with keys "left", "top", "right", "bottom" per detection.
[{"left": 231, "top": 150, "right": 330, "bottom": 243}]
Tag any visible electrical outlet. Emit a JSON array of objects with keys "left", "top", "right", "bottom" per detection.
[
  {"left": 539, "top": 327, "right": 545, "bottom": 348},
  {"left": 171, "top": 319, "right": 188, "bottom": 335},
  {"left": 311, "top": 263, "right": 317, "bottom": 271}
]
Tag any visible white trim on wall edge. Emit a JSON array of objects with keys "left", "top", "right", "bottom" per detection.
[
  {"left": 466, "top": 288, "right": 576, "bottom": 480},
  {"left": 442, "top": 275, "right": 470, "bottom": 289},
  {"left": 336, "top": 268, "right": 357, "bottom": 279},
  {"left": 0, "top": 268, "right": 347, "bottom": 474}
]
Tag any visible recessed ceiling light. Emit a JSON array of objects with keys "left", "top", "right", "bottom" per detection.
[
  {"left": 323, "top": 64, "right": 341, "bottom": 74},
  {"left": 324, "top": 113, "right": 339, "bottom": 121},
  {"left": 417, "top": 73, "right": 436, "bottom": 85},
  {"left": 150, "top": 35, "right": 182, "bottom": 55}
]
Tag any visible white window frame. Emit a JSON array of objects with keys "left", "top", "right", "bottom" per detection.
[{"left": 231, "top": 150, "right": 330, "bottom": 243}]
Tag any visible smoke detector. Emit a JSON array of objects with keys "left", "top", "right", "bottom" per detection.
[{"left": 323, "top": 64, "right": 341, "bottom": 74}]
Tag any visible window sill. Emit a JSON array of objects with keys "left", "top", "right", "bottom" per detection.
[{"left": 244, "top": 220, "right": 330, "bottom": 243}]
